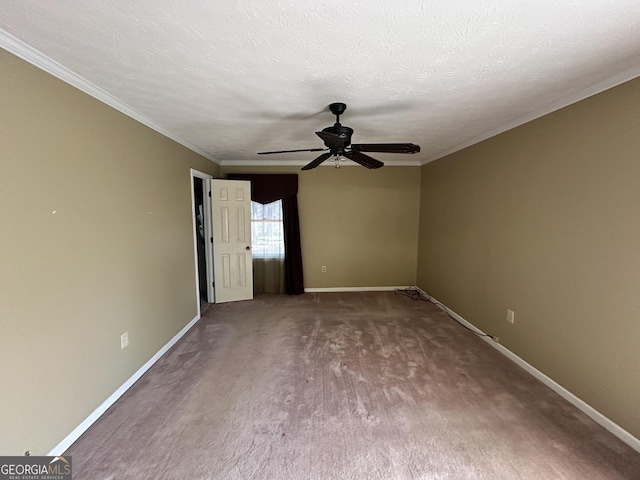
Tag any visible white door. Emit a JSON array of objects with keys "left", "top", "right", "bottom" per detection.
[{"left": 210, "top": 179, "right": 253, "bottom": 303}]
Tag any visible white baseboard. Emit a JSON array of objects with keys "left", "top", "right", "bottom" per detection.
[
  {"left": 304, "top": 286, "right": 410, "bottom": 293},
  {"left": 48, "top": 314, "right": 201, "bottom": 456},
  {"left": 415, "top": 287, "right": 640, "bottom": 454}
]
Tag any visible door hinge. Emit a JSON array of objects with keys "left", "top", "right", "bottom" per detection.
[
  {"left": 210, "top": 237, "right": 213, "bottom": 243},
  {"left": 208, "top": 191, "right": 211, "bottom": 197}
]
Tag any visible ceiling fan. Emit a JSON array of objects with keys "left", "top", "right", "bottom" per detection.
[{"left": 257, "top": 102, "right": 420, "bottom": 170}]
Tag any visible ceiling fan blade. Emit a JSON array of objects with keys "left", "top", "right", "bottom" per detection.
[
  {"left": 351, "top": 143, "right": 421, "bottom": 154},
  {"left": 301, "top": 152, "right": 333, "bottom": 171},
  {"left": 316, "top": 131, "right": 345, "bottom": 149},
  {"left": 258, "top": 147, "right": 327, "bottom": 155},
  {"left": 344, "top": 151, "right": 384, "bottom": 169}
]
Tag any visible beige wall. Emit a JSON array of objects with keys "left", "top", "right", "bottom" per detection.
[
  {"left": 222, "top": 165, "right": 421, "bottom": 288},
  {"left": 417, "top": 77, "right": 640, "bottom": 438},
  {"left": 0, "top": 50, "right": 219, "bottom": 454}
]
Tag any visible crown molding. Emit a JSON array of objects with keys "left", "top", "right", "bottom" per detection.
[
  {"left": 421, "top": 66, "right": 640, "bottom": 165},
  {"left": 0, "top": 28, "right": 220, "bottom": 164}
]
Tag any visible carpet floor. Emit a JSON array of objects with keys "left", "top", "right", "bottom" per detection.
[{"left": 66, "top": 291, "right": 640, "bottom": 479}]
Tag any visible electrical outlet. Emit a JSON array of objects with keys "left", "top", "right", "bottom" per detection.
[
  {"left": 120, "top": 332, "right": 129, "bottom": 349},
  {"left": 321, "top": 265, "right": 327, "bottom": 273},
  {"left": 506, "top": 309, "right": 515, "bottom": 324}
]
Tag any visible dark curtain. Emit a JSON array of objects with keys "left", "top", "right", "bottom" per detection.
[{"left": 227, "top": 174, "right": 304, "bottom": 295}]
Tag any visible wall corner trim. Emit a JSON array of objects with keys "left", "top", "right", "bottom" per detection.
[
  {"left": 414, "top": 287, "right": 640, "bottom": 454},
  {"left": 47, "top": 314, "right": 201, "bottom": 456}
]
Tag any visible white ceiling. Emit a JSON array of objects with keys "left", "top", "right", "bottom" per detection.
[{"left": 2, "top": 1, "right": 640, "bottom": 168}]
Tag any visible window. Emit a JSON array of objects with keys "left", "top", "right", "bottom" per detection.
[{"left": 251, "top": 200, "right": 284, "bottom": 259}]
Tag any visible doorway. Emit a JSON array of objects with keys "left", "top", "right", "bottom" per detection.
[{"left": 190, "top": 169, "right": 214, "bottom": 313}]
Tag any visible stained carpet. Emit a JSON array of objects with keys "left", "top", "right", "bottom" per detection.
[{"left": 65, "top": 292, "right": 640, "bottom": 479}]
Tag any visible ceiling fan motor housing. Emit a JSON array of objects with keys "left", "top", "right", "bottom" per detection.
[{"left": 321, "top": 124, "right": 353, "bottom": 149}]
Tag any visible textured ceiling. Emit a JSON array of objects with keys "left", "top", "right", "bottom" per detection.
[{"left": 2, "top": 1, "right": 640, "bottom": 167}]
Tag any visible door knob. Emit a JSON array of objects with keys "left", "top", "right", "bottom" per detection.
[{"left": 246, "top": 246, "right": 251, "bottom": 250}]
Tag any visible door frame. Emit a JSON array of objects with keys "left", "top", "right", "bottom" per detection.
[{"left": 190, "top": 169, "right": 215, "bottom": 310}]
